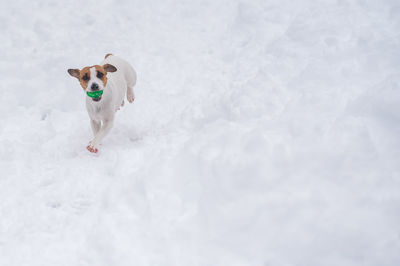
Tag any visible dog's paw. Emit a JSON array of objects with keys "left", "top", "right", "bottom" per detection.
[
  {"left": 127, "top": 92, "right": 135, "bottom": 103},
  {"left": 86, "top": 142, "right": 98, "bottom": 153},
  {"left": 121, "top": 100, "right": 125, "bottom": 107}
]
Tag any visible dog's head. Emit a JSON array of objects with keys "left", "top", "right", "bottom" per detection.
[{"left": 67, "top": 64, "right": 117, "bottom": 102}]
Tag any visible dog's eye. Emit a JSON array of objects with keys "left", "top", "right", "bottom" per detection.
[
  {"left": 97, "top": 71, "right": 104, "bottom": 79},
  {"left": 82, "top": 73, "right": 89, "bottom": 81}
]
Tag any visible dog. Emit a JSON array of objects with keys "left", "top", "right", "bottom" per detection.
[{"left": 68, "top": 54, "right": 137, "bottom": 153}]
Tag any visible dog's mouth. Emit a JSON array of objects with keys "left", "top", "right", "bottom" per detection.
[
  {"left": 92, "top": 96, "right": 102, "bottom": 102},
  {"left": 86, "top": 90, "right": 103, "bottom": 102},
  {"left": 87, "top": 90, "right": 103, "bottom": 102}
]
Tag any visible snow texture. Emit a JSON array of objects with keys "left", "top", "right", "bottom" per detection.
[{"left": 1, "top": 0, "right": 400, "bottom": 265}]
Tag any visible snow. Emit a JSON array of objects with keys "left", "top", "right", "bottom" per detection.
[{"left": 1, "top": 0, "right": 400, "bottom": 265}]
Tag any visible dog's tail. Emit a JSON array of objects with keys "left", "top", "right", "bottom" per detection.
[{"left": 105, "top": 53, "right": 113, "bottom": 59}]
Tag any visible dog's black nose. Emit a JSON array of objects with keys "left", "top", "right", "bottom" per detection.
[{"left": 91, "top": 83, "right": 99, "bottom": 91}]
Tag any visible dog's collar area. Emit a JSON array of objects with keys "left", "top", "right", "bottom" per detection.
[{"left": 87, "top": 90, "right": 104, "bottom": 98}]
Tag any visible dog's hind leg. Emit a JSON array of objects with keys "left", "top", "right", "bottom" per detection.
[
  {"left": 125, "top": 66, "right": 136, "bottom": 104},
  {"left": 127, "top": 86, "right": 135, "bottom": 103}
]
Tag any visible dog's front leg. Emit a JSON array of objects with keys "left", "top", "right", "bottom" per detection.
[
  {"left": 87, "top": 118, "right": 114, "bottom": 153},
  {"left": 90, "top": 119, "right": 101, "bottom": 136}
]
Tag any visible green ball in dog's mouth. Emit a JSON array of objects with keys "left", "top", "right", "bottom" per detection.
[{"left": 86, "top": 90, "right": 104, "bottom": 98}]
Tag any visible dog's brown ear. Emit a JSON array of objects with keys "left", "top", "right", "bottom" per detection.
[
  {"left": 68, "top": 69, "right": 80, "bottom": 79},
  {"left": 103, "top": 64, "right": 117, "bottom": 73}
]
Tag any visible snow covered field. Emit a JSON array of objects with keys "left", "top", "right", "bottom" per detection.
[{"left": 1, "top": 0, "right": 400, "bottom": 265}]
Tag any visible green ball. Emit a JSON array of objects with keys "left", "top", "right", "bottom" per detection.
[{"left": 87, "top": 90, "right": 104, "bottom": 98}]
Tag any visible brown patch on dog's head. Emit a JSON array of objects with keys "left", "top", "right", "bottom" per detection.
[
  {"left": 68, "top": 67, "right": 90, "bottom": 90},
  {"left": 67, "top": 64, "right": 117, "bottom": 90},
  {"left": 94, "top": 65, "right": 108, "bottom": 87},
  {"left": 79, "top": 67, "right": 92, "bottom": 90}
]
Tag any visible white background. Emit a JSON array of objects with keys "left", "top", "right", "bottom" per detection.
[{"left": 0, "top": 0, "right": 399, "bottom": 265}]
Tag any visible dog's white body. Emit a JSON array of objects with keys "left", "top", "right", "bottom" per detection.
[{"left": 85, "top": 55, "right": 136, "bottom": 152}]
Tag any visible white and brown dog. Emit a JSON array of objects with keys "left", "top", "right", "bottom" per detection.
[{"left": 68, "top": 54, "right": 137, "bottom": 153}]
